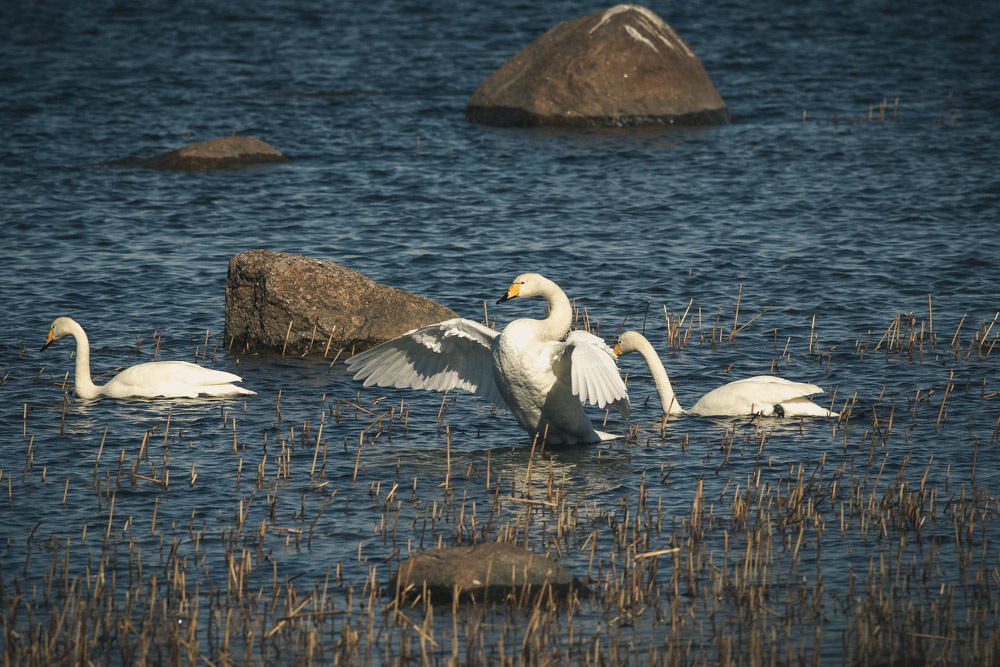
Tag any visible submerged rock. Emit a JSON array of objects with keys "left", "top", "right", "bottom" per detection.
[
  {"left": 466, "top": 4, "right": 728, "bottom": 128},
  {"left": 113, "top": 136, "right": 288, "bottom": 171},
  {"left": 224, "top": 250, "right": 457, "bottom": 357},
  {"left": 392, "top": 542, "right": 583, "bottom": 604}
]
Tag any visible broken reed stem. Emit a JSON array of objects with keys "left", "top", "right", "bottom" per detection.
[
  {"left": 935, "top": 369, "right": 954, "bottom": 430},
  {"left": 951, "top": 314, "right": 967, "bottom": 350},
  {"left": 323, "top": 326, "right": 338, "bottom": 357},
  {"left": 305, "top": 323, "right": 318, "bottom": 355},
  {"left": 443, "top": 426, "right": 452, "bottom": 493},
  {"left": 732, "top": 284, "right": 742, "bottom": 337},
  {"left": 311, "top": 413, "right": 325, "bottom": 477},
  {"left": 730, "top": 306, "right": 770, "bottom": 341},
  {"left": 524, "top": 432, "right": 539, "bottom": 499},
  {"left": 281, "top": 320, "right": 293, "bottom": 357},
  {"left": 928, "top": 294, "right": 934, "bottom": 342},
  {"left": 105, "top": 491, "right": 115, "bottom": 541},
  {"left": 353, "top": 428, "right": 365, "bottom": 485}
]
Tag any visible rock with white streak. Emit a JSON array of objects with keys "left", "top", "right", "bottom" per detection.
[{"left": 466, "top": 4, "right": 728, "bottom": 128}]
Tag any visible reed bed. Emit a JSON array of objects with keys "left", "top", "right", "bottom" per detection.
[{"left": 2, "top": 299, "right": 999, "bottom": 665}]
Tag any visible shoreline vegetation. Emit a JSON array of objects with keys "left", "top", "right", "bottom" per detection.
[{"left": 4, "top": 300, "right": 998, "bottom": 665}]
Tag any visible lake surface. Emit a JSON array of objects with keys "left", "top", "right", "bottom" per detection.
[{"left": 2, "top": 0, "right": 999, "bottom": 663}]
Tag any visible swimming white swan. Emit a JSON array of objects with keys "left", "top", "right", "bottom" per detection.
[
  {"left": 614, "top": 330, "right": 837, "bottom": 417},
  {"left": 41, "top": 316, "right": 256, "bottom": 399},
  {"left": 346, "top": 273, "right": 629, "bottom": 444}
]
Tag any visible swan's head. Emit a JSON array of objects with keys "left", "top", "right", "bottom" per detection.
[
  {"left": 41, "top": 316, "right": 79, "bottom": 352},
  {"left": 613, "top": 330, "right": 647, "bottom": 357},
  {"left": 496, "top": 273, "right": 552, "bottom": 304}
]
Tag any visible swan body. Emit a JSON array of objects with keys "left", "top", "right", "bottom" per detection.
[
  {"left": 347, "top": 273, "right": 629, "bottom": 444},
  {"left": 614, "top": 330, "right": 837, "bottom": 418},
  {"left": 42, "top": 317, "right": 256, "bottom": 399}
]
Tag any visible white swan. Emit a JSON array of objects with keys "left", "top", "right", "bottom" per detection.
[
  {"left": 614, "top": 331, "right": 837, "bottom": 417},
  {"left": 346, "top": 273, "right": 629, "bottom": 444},
  {"left": 41, "top": 316, "right": 256, "bottom": 399}
]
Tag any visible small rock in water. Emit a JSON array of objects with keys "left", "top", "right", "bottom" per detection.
[
  {"left": 112, "top": 136, "right": 288, "bottom": 171},
  {"left": 392, "top": 542, "right": 584, "bottom": 604}
]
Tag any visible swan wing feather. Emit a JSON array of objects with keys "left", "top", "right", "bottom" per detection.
[
  {"left": 346, "top": 318, "right": 504, "bottom": 406},
  {"left": 564, "top": 331, "right": 630, "bottom": 418}
]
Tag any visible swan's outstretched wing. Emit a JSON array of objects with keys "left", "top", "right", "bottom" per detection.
[
  {"left": 563, "top": 331, "right": 630, "bottom": 418},
  {"left": 690, "top": 375, "right": 827, "bottom": 416},
  {"left": 346, "top": 318, "right": 505, "bottom": 407}
]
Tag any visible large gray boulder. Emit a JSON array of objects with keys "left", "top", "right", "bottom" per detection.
[
  {"left": 224, "top": 250, "right": 457, "bottom": 357},
  {"left": 113, "top": 136, "right": 288, "bottom": 171},
  {"left": 392, "top": 542, "right": 583, "bottom": 604},
  {"left": 466, "top": 4, "right": 728, "bottom": 128}
]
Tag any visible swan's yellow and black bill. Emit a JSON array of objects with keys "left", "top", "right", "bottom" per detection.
[
  {"left": 496, "top": 281, "right": 521, "bottom": 304},
  {"left": 40, "top": 328, "right": 55, "bottom": 352},
  {"left": 613, "top": 342, "right": 622, "bottom": 356}
]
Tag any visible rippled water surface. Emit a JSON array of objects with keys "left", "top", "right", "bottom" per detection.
[{"left": 2, "top": 0, "right": 999, "bottom": 663}]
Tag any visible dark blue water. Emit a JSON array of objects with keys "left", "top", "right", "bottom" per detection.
[{"left": 2, "top": 0, "right": 999, "bottom": 662}]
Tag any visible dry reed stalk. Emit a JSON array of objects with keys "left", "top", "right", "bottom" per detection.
[
  {"left": 305, "top": 323, "right": 317, "bottom": 356},
  {"left": 163, "top": 408, "right": 172, "bottom": 448},
  {"left": 927, "top": 294, "right": 934, "bottom": 343},
  {"left": 436, "top": 391, "right": 449, "bottom": 429},
  {"left": 310, "top": 412, "right": 325, "bottom": 477},
  {"left": 443, "top": 426, "right": 452, "bottom": 493},
  {"left": 711, "top": 308, "right": 723, "bottom": 345},
  {"left": 935, "top": 369, "right": 954, "bottom": 429},
  {"left": 733, "top": 285, "right": 742, "bottom": 336},
  {"left": 323, "top": 328, "right": 337, "bottom": 357},
  {"left": 281, "top": 320, "right": 293, "bottom": 357},
  {"left": 353, "top": 432, "right": 365, "bottom": 485},
  {"left": 950, "top": 314, "right": 967, "bottom": 351},
  {"left": 677, "top": 298, "right": 701, "bottom": 347},
  {"left": 729, "top": 307, "right": 770, "bottom": 341}
]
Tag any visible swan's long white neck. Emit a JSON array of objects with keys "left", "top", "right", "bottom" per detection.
[
  {"left": 534, "top": 277, "right": 573, "bottom": 341},
  {"left": 628, "top": 334, "right": 684, "bottom": 415},
  {"left": 66, "top": 320, "right": 100, "bottom": 399}
]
